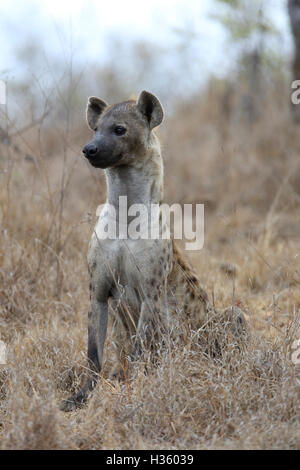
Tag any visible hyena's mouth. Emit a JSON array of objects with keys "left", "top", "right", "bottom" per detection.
[{"left": 86, "top": 152, "right": 124, "bottom": 169}]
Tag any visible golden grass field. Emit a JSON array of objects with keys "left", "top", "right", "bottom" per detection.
[{"left": 0, "top": 82, "right": 299, "bottom": 449}]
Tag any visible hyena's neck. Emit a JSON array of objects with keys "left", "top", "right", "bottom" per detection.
[{"left": 105, "top": 146, "right": 164, "bottom": 210}]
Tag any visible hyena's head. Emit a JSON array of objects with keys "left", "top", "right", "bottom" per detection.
[{"left": 82, "top": 91, "right": 163, "bottom": 169}]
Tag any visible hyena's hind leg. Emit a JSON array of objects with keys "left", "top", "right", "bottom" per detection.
[
  {"left": 222, "top": 306, "right": 248, "bottom": 337},
  {"left": 198, "top": 305, "right": 249, "bottom": 357}
]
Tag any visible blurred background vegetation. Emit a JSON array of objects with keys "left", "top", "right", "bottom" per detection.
[{"left": 0, "top": 0, "right": 294, "bottom": 123}]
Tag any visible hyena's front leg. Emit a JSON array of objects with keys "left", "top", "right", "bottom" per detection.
[
  {"left": 130, "top": 269, "right": 169, "bottom": 364},
  {"left": 60, "top": 298, "right": 108, "bottom": 412},
  {"left": 130, "top": 294, "right": 164, "bottom": 363}
]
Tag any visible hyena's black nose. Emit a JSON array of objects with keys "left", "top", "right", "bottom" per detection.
[{"left": 83, "top": 143, "right": 98, "bottom": 158}]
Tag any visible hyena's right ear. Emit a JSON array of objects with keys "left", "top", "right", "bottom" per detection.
[{"left": 86, "top": 96, "right": 108, "bottom": 131}]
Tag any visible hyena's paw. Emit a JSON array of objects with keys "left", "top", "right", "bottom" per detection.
[{"left": 59, "top": 393, "right": 87, "bottom": 412}]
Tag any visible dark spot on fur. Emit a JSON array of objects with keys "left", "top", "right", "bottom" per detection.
[
  {"left": 151, "top": 278, "right": 156, "bottom": 287},
  {"left": 154, "top": 294, "right": 158, "bottom": 302},
  {"left": 190, "top": 292, "right": 195, "bottom": 300}
]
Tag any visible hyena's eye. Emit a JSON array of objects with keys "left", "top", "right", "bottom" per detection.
[{"left": 114, "top": 125, "right": 126, "bottom": 136}]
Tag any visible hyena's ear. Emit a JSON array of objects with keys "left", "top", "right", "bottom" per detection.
[
  {"left": 86, "top": 96, "right": 108, "bottom": 131},
  {"left": 137, "top": 90, "right": 164, "bottom": 130}
]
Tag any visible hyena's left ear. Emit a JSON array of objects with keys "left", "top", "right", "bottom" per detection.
[
  {"left": 86, "top": 96, "right": 108, "bottom": 131},
  {"left": 137, "top": 91, "right": 164, "bottom": 130}
]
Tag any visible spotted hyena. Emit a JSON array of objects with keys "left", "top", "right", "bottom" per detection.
[{"left": 60, "top": 91, "right": 247, "bottom": 411}]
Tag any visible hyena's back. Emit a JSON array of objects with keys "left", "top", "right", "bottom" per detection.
[{"left": 167, "top": 241, "right": 209, "bottom": 325}]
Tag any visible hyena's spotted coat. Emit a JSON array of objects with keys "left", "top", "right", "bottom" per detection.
[{"left": 61, "top": 91, "right": 246, "bottom": 411}]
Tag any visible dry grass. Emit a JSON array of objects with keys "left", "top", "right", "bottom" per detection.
[{"left": 0, "top": 82, "right": 299, "bottom": 449}]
